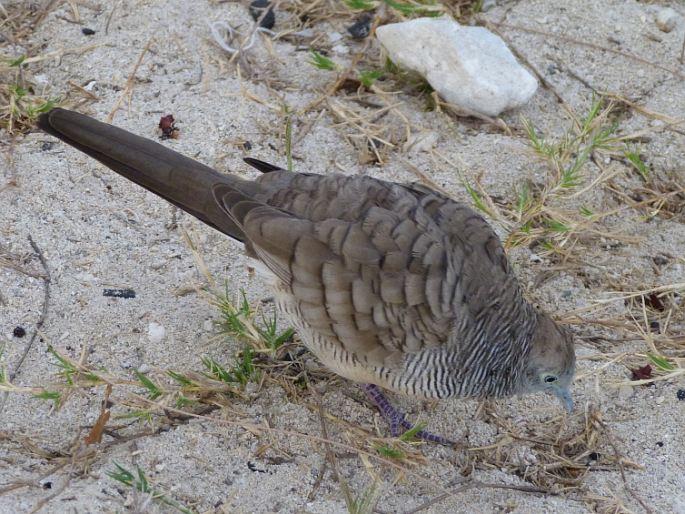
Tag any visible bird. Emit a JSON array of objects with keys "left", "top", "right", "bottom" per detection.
[{"left": 38, "top": 108, "right": 575, "bottom": 444}]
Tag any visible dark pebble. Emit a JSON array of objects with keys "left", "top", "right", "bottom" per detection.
[
  {"left": 677, "top": 389, "right": 685, "bottom": 401},
  {"left": 13, "top": 326, "right": 26, "bottom": 338},
  {"left": 247, "top": 461, "right": 267, "bottom": 473},
  {"left": 81, "top": 27, "right": 96, "bottom": 36},
  {"left": 103, "top": 288, "right": 136, "bottom": 299},
  {"left": 656, "top": 441, "right": 664, "bottom": 447},
  {"left": 649, "top": 320, "right": 660, "bottom": 332},
  {"left": 652, "top": 255, "right": 669, "bottom": 266},
  {"left": 41, "top": 141, "right": 54, "bottom": 151},
  {"left": 348, "top": 13, "right": 373, "bottom": 39},
  {"left": 588, "top": 451, "right": 600, "bottom": 460},
  {"left": 249, "top": 0, "right": 275, "bottom": 30}
]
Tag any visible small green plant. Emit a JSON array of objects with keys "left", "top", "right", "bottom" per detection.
[
  {"left": 624, "top": 147, "right": 649, "bottom": 180},
  {"left": 461, "top": 177, "right": 494, "bottom": 217},
  {"left": 214, "top": 287, "right": 294, "bottom": 351},
  {"left": 384, "top": 0, "right": 441, "bottom": 16},
  {"left": 579, "top": 206, "right": 594, "bottom": 217},
  {"left": 646, "top": 352, "right": 674, "bottom": 371},
  {"left": 345, "top": 0, "right": 375, "bottom": 9},
  {"left": 345, "top": 0, "right": 443, "bottom": 16},
  {"left": 307, "top": 50, "right": 337, "bottom": 71},
  {"left": 33, "top": 390, "right": 62, "bottom": 403},
  {"left": 375, "top": 444, "right": 405, "bottom": 459},
  {"left": 47, "top": 345, "right": 78, "bottom": 385},
  {"left": 398, "top": 422, "right": 426, "bottom": 442},
  {"left": 202, "top": 349, "right": 258, "bottom": 386},
  {"left": 503, "top": 95, "right": 642, "bottom": 254},
  {"left": 201, "top": 357, "right": 235, "bottom": 384},
  {"left": 359, "top": 70, "right": 383, "bottom": 88},
  {"left": 30, "top": 346, "right": 104, "bottom": 409},
  {"left": 134, "top": 370, "right": 163, "bottom": 400},
  {"left": 1, "top": 56, "right": 61, "bottom": 133},
  {"left": 107, "top": 462, "right": 195, "bottom": 514}
]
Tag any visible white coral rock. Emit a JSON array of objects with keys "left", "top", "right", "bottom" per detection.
[{"left": 376, "top": 17, "right": 538, "bottom": 117}]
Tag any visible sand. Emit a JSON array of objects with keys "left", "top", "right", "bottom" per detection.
[{"left": 1, "top": 0, "right": 684, "bottom": 513}]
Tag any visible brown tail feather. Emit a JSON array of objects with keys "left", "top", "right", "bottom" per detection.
[{"left": 37, "top": 108, "right": 261, "bottom": 242}]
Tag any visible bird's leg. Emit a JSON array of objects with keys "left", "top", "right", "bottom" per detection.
[{"left": 362, "top": 384, "right": 454, "bottom": 445}]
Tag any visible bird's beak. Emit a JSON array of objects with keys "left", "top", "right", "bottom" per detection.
[{"left": 555, "top": 387, "right": 574, "bottom": 412}]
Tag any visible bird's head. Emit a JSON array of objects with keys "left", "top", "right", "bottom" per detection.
[{"left": 523, "top": 312, "right": 576, "bottom": 411}]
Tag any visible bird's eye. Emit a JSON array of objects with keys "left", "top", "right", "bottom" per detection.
[{"left": 544, "top": 375, "right": 558, "bottom": 383}]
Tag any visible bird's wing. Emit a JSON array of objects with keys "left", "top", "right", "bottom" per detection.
[{"left": 213, "top": 173, "right": 499, "bottom": 367}]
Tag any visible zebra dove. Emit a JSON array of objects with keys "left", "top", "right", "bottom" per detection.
[{"left": 38, "top": 108, "right": 575, "bottom": 442}]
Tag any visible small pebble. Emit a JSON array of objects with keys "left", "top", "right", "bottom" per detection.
[
  {"left": 13, "top": 326, "right": 26, "bottom": 338},
  {"left": 655, "top": 7, "right": 678, "bottom": 33},
  {"left": 347, "top": 13, "right": 373, "bottom": 40},
  {"left": 150, "top": 259, "right": 166, "bottom": 270},
  {"left": 249, "top": 0, "right": 275, "bottom": 30},
  {"left": 147, "top": 322, "right": 166, "bottom": 344},
  {"left": 81, "top": 27, "right": 96, "bottom": 36},
  {"left": 655, "top": 396, "right": 665, "bottom": 405},
  {"left": 676, "top": 389, "right": 685, "bottom": 401},
  {"left": 529, "top": 253, "right": 542, "bottom": 263},
  {"left": 652, "top": 254, "right": 669, "bottom": 266},
  {"left": 203, "top": 319, "right": 214, "bottom": 332},
  {"left": 137, "top": 363, "right": 151, "bottom": 374},
  {"left": 103, "top": 288, "right": 136, "bottom": 299}
]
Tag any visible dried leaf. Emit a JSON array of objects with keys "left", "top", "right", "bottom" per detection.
[{"left": 631, "top": 364, "right": 652, "bottom": 381}]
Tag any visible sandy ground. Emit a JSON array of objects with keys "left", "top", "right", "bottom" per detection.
[{"left": 1, "top": 0, "right": 685, "bottom": 513}]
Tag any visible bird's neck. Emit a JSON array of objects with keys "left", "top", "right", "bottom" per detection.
[{"left": 452, "top": 296, "right": 539, "bottom": 398}]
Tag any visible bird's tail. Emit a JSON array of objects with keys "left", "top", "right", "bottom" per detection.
[{"left": 37, "top": 108, "right": 260, "bottom": 242}]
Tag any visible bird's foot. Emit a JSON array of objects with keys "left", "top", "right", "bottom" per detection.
[{"left": 362, "top": 384, "right": 454, "bottom": 446}]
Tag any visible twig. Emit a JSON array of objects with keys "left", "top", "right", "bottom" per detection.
[
  {"left": 104, "top": 0, "right": 120, "bottom": 35},
  {"left": 106, "top": 38, "right": 154, "bottom": 123},
  {"left": 596, "top": 418, "right": 653, "bottom": 514},
  {"left": 114, "top": 388, "right": 544, "bottom": 504},
  {"left": 311, "top": 386, "right": 354, "bottom": 508},
  {"left": 0, "top": 235, "right": 51, "bottom": 415}
]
